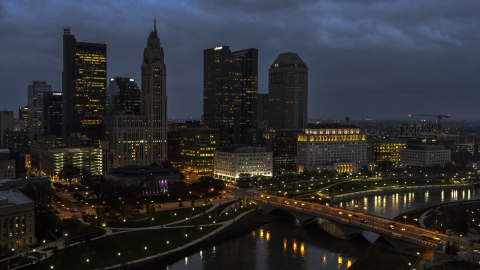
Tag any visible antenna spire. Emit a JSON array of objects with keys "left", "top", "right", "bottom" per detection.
[{"left": 154, "top": 17, "right": 157, "bottom": 32}]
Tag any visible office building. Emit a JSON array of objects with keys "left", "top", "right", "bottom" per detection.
[
  {"left": 179, "top": 128, "right": 219, "bottom": 175},
  {"left": 110, "top": 21, "right": 168, "bottom": 168},
  {"left": 297, "top": 124, "right": 367, "bottom": 173},
  {"left": 268, "top": 53, "right": 308, "bottom": 130},
  {"left": 106, "top": 77, "right": 141, "bottom": 141},
  {"left": 203, "top": 46, "right": 258, "bottom": 145},
  {"left": 42, "top": 92, "right": 62, "bottom": 140},
  {"left": 62, "top": 28, "right": 107, "bottom": 145},
  {"left": 0, "top": 150, "right": 15, "bottom": 179},
  {"left": 0, "top": 189, "right": 35, "bottom": 250},
  {"left": 400, "top": 145, "right": 451, "bottom": 167},
  {"left": 0, "top": 111, "right": 14, "bottom": 148},
  {"left": 140, "top": 20, "right": 167, "bottom": 164},
  {"left": 268, "top": 129, "right": 301, "bottom": 174},
  {"left": 18, "top": 107, "right": 28, "bottom": 132},
  {"left": 369, "top": 139, "right": 407, "bottom": 165},
  {"left": 214, "top": 146, "right": 272, "bottom": 182},
  {"left": 28, "top": 81, "right": 52, "bottom": 141}
]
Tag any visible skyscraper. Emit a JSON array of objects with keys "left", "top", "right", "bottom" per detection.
[
  {"left": 0, "top": 111, "right": 14, "bottom": 148},
  {"left": 62, "top": 28, "right": 107, "bottom": 145},
  {"left": 110, "top": 20, "right": 167, "bottom": 168},
  {"left": 107, "top": 77, "right": 141, "bottom": 114},
  {"left": 268, "top": 53, "right": 308, "bottom": 130},
  {"left": 28, "top": 81, "right": 51, "bottom": 141},
  {"left": 42, "top": 92, "right": 63, "bottom": 140},
  {"left": 203, "top": 46, "right": 258, "bottom": 146},
  {"left": 141, "top": 19, "right": 167, "bottom": 163}
]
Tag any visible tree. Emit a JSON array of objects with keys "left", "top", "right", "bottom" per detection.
[
  {"left": 445, "top": 241, "right": 452, "bottom": 254},
  {"left": 59, "top": 164, "right": 80, "bottom": 186},
  {"left": 451, "top": 240, "right": 458, "bottom": 255},
  {"left": 80, "top": 167, "right": 93, "bottom": 188}
]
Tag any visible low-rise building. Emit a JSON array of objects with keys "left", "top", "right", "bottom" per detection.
[
  {"left": 214, "top": 146, "right": 273, "bottom": 182},
  {"left": 0, "top": 189, "right": 35, "bottom": 250},
  {"left": 400, "top": 145, "right": 451, "bottom": 167},
  {"left": 105, "top": 165, "right": 180, "bottom": 196}
]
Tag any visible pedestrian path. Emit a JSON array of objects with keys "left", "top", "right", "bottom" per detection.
[{"left": 9, "top": 199, "right": 247, "bottom": 269}]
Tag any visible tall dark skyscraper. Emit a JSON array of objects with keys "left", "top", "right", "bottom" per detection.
[
  {"left": 268, "top": 53, "right": 308, "bottom": 130},
  {"left": 141, "top": 20, "right": 167, "bottom": 163},
  {"left": 28, "top": 81, "right": 51, "bottom": 141},
  {"left": 107, "top": 77, "right": 141, "bottom": 114},
  {"left": 42, "top": 92, "right": 63, "bottom": 140},
  {"left": 203, "top": 46, "right": 258, "bottom": 146},
  {"left": 62, "top": 28, "right": 107, "bottom": 145}
]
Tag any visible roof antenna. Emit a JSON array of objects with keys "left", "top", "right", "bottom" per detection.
[{"left": 154, "top": 16, "right": 157, "bottom": 32}]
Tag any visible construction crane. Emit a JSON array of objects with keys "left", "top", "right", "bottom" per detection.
[{"left": 408, "top": 114, "right": 450, "bottom": 134}]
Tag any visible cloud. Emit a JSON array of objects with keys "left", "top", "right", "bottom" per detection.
[{"left": 0, "top": 0, "right": 480, "bottom": 120}]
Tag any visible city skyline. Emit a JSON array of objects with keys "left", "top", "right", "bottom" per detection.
[{"left": 1, "top": 1, "right": 480, "bottom": 120}]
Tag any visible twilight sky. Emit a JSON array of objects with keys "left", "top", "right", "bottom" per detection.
[{"left": 1, "top": 0, "right": 479, "bottom": 121}]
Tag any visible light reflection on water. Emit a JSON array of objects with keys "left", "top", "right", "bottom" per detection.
[{"left": 167, "top": 188, "right": 480, "bottom": 270}]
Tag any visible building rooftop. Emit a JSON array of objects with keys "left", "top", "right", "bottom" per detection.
[
  {"left": 108, "top": 165, "right": 177, "bottom": 177},
  {"left": 0, "top": 189, "right": 33, "bottom": 206},
  {"left": 272, "top": 52, "right": 306, "bottom": 67}
]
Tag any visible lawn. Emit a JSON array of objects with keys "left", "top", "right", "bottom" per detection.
[
  {"left": 106, "top": 205, "right": 213, "bottom": 228},
  {"left": 173, "top": 201, "right": 253, "bottom": 226},
  {"left": 28, "top": 225, "right": 221, "bottom": 270}
]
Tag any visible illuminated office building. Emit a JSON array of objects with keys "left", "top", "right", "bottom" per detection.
[
  {"left": 18, "top": 107, "right": 28, "bottom": 132},
  {"left": 28, "top": 81, "right": 51, "bottom": 141},
  {"left": 268, "top": 53, "right": 308, "bottom": 130},
  {"left": 0, "top": 190, "right": 35, "bottom": 250},
  {"left": 297, "top": 124, "right": 367, "bottom": 173},
  {"left": 62, "top": 28, "right": 107, "bottom": 145},
  {"left": 110, "top": 111, "right": 147, "bottom": 168},
  {"left": 214, "top": 146, "right": 272, "bottom": 182},
  {"left": 203, "top": 46, "right": 258, "bottom": 146},
  {"left": 370, "top": 139, "right": 407, "bottom": 165},
  {"left": 179, "top": 128, "right": 219, "bottom": 175}
]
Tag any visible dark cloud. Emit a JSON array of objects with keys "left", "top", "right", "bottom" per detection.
[{"left": 0, "top": 0, "right": 479, "bottom": 121}]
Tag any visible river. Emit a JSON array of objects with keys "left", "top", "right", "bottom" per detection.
[{"left": 166, "top": 187, "right": 479, "bottom": 270}]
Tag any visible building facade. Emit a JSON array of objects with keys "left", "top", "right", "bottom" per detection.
[
  {"left": 42, "top": 148, "right": 103, "bottom": 180},
  {"left": 179, "top": 128, "right": 219, "bottom": 175},
  {"left": 214, "top": 146, "right": 273, "bottom": 182},
  {"left": 0, "top": 111, "right": 14, "bottom": 149},
  {"left": 110, "top": 112, "right": 147, "bottom": 168},
  {"left": 400, "top": 145, "right": 451, "bottom": 167},
  {"left": 297, "top": 124, "right": 367, "bottom": 173},
  {"left": 42, "top": 92, "right": 63, "bottom": 140},
  {"left": 268, "top": 53, "right": 308, "bottom": 130},
  {"left": 62, "top": 28, "right": 107, "bottom": 145},
  {"left": 370, "top": 139, "right": 407, "bottom": 165},
  {"left": 203, "top": 46, "right": 258, "bottom": 146},
  {"left": 140, "top": 20, "right": 168, "bottom": 164},
  {"left": 0, "top": 190, "right": 35, "bottom": 250},
  {"left": 28, "top": 81, "right": 52, "bottom": 141}
]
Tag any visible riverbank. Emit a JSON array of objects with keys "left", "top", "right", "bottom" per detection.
[{"left": 127, "top": 211, "right": 277, "bottom": 270}]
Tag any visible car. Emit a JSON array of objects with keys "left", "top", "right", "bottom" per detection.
[
  {"left": 348, "top": 213, "right": 353, "bottom": 217},
  {"left": 401, "top": 227, "right": 406, "bottom": 231},
  {"left": 360, "top": 218, "right": 368, "bottom": 223},
  {"left": 352, "top": 213, "right": 359, "bottom": 217},
  {"left": 338, "top": 211, "right": 343, "bottom": 215},
  {"left": 389, "top": 222, "right": 397, "bottom": 227},
  {"left": 388, "top": 224, "right": 395, "bottom": 230},
  {"left": 474, "top": 250, "right": 480, "bottom": 254}
]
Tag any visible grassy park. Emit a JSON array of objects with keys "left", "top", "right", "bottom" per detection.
[
  {"left": 106, "top": 204, "right": 213, "bottom": 228},
  {"left": 29, "top": 225, "right": 220, "bottom": 270}
]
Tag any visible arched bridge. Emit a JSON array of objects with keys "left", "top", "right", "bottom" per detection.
[{"left": 250, "top": 195, "right": 443, "bottom": 251}]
